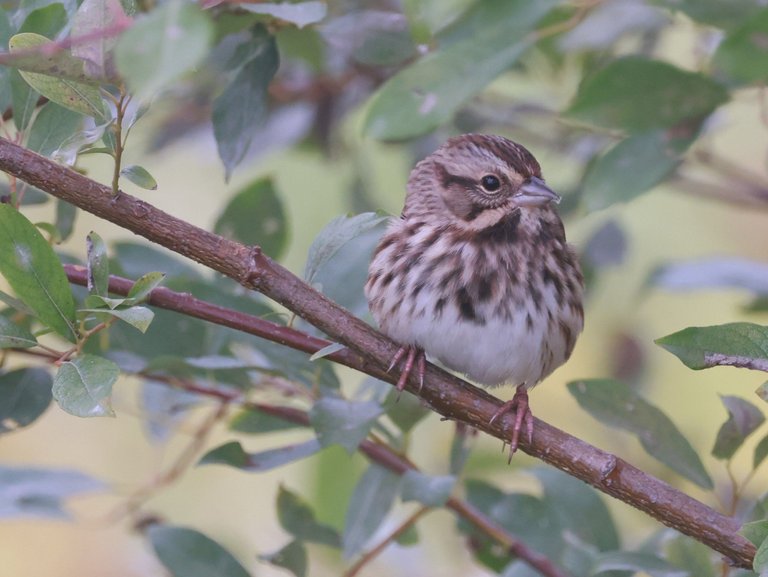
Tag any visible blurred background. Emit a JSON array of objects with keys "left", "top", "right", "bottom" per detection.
[{"left": 2, "top": 0, "right": 768, "bottom": 575}]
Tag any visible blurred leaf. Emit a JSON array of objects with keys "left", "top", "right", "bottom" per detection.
[
  {"left": 212, "top": 26, "right": 279, "bottom": 179},
  {"left": 214, "top": 177, "right": 287, "bottom": 259},
  {"left": 343, "top": 463, "right": 400, "bottom": 559},
  {"left": 0, "top": 204, "right": 77, "bottom": 341},
  {"left": 309, "top": 342, "right": 345, "bottom": 361},
  {"left": 112, "top": 241, "right": 203, "bottom": 280},
  {"left": 592, "top": 551, "right": 687, "bottom": 576},
  {"left": 449, "top": 426, "right": 473, "bottom": 475},
  {"left": 662, "top": 533, "right": 715, "bottom": 577},
  {"left": 559, "top": 0, "right": 668, "bottom": 51},
  {"left": 712, "top": 395, "right": 765, "bottom": 460},
  {"left": 277, "top": 486, "right": 341, "bottom": 547},
  {"left": 80, "top": 305, "right": 154, "bottom": 332},
  {"left": 756, "top": 537, "right": 768, "bottom": 577},
  {"left": 0, "top": 315, "right": 38, "bottom": 349},
  {"left": 656, "top": 0, "right": 764, "bottom": 28},
  {"left": 71, "top": 0, "right": 128, "bottom": 79},
  {"left": 320, "top": 11, "right": 416, "bottom": 67},
  {"left": 396, "top": 524, "right": 419, "bottom": 546},
  {"left": 148, "top": 525, "right": 251, "bottom": 577},
  {"left": 114, "top": 0, "right": 213, "bottom": 99},
  {"left": 401, "top": 470, "right": 455, "bottom": 507},
  {"left": 19, "top": 3, "right": 67, "bottom": 38},
  {"left": 656, "top": 322, "right": 768, "bottom": 372},
  {"left": 230, "top": 407, "right": 305, "bottom": 434},
  {"left": 714, "top": 8, "right": 768, "bottom": 84},
  {"left": 742, "top": 520, "right": 768, "bottom": 547},
  {"left": 566, "top": 57, "right": 728, "bottom": 132},
  {"left": 0, "top": 368, "right": 52, "bottom": 433},
  {"left": 55, "top": 200, "right": 77, "bottom": 241},
  {"left": 363, "top": 0, "right": 556, "bottom": 140},
  {"left": 0, "top": 465, "right": 104, "bottom": 519},
  {"left": 86, "top": 231, "right": 109, "bottom": 296},
  {"left": 568, "top": 379, "right": 713, "bottom": 488},
  {"left": 10, "top": 69, "right": 39, "bottom": 131},
  {"left": 757, "top": 381, "right": 768, "bottom": 402},
  {"left": 11, "top": 33, "right": 107, "bottom": 119},
  {"left": 305, "top": 212, "right": 387, "bottom": 283},
  {"left": 309, "top": 398, "right": 384, "bottom": 454},
  {"left": 199, "top": 439, "right": 322, "bottom": 472},
  {"left": 583, "top": 220, "right": 626, "bottom": 268},
  {"left": 652, "top": 258, "right": 768, "bottom": 295},
  {"left": 240, "top": 1, "right": 326, "bottom": 28},
  {"left": 126, "top": 271, "right": 165, "bottom": 303},
  {"left": 52, "top": 354, "right": 120, "bottom": 417},
  {"left": 532, "top": 467, "right": 619, "bottom": 551},
  {"left": 120, "top": 164, "right": 158, "bottom": 190},
  {"left": 141, "top": 379, "right": 198, "bottom": 443},
  {"left": 582, "top": 128, "right": 695, "bottom": 210},
  {"left": 754, "top": 433, "right": 768, "bottom": 469},
  {"left": 261, "top": 540, "right": 306, "bottom": 577},
  {"left": 383, "top": 388, "right": 429, "bottom": 432},
  {"left": 26, "top": 103, "right": 84, "bottom": 157}
]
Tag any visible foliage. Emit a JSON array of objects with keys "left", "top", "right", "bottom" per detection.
[{"left": 1, "top": 0, "right": 768, "bottom": 576}]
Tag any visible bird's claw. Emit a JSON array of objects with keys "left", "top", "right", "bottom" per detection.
[
  {"left": 387, "top": 345, "right": 426, "bottom": 397},
  {"left": 489, "top": 385, "right": 533, "bottom": 462}
]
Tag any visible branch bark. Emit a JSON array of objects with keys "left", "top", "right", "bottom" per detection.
[{"left": 0, "top": 137, "right": 755, "bottom": 568}]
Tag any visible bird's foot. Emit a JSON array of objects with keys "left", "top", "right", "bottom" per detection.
[
  {"left": 386, "top": 345, "right": 426, "bottom": 396},
  {"left": 489, "top": 385, "right": 533, "bottom": 462}
]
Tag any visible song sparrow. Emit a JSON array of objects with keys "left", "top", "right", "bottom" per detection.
[{"left": 365, "top": 134, "right": 584, "bottom": 455}]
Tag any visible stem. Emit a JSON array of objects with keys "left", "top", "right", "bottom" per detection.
[{"left": 110, "top": 90, "right": 127, "bottom": 195}]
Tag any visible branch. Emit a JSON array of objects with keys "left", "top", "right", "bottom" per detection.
[{"left": 0, "top": 136, "right": 755, "bottom": 568}]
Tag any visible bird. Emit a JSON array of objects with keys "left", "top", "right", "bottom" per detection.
[{"left": 365, "top": 134, "right": 584, "bottom": 455}]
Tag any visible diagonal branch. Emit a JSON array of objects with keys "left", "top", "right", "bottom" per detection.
[{"left": 0, "top": 136, "right": 755, "bottom": 568}]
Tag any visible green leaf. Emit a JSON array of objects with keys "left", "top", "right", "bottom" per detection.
[
  {"left": 199, "top": 439, "right": 322, "bottom": 472},
  {"left": 382, "top": 388, "right": 429, "bottom": 432},
  {"left": 566, "top": 56, "right": 728, "bottom": 132},
  {"left": 304, "top": 212, "right": 387, "bottom": 283},
  {"left": 712, "top": 395, "right": 765, "bottom": 460},
  {"left": 363, "top": 0, "right": 556, "bottom": 140},
  {"left": 86, "top": 231, "right": 109, "bottom": 297},
  {"left": 52, "top": 354, "right": 120, "bottom": 417},
  {"left": 10, "top": 34, "right": 108, "bottom": 119},
  {"left": 656, "top": 322, "right": 768, "bottom": 372},
  {"left": 0, "top": 465, "right": 104, "bottom": 519},
  {"left": 55, "top": 200, "right": 77, "bottom": 242},
  {"left": 568, "top": 379, "right": 713, "bottom": 488},
  {"left": 212, "top": 26, "right": 279, "bottom": 179},
  {"left": 309, "top": 342, "right": 345, "bottom": 361},
  {"left": 343, "top": 463, "right": 401, "bottom": 558},
  {"left": 0, "top": 315, "right": 38, "bottom": 349},
  {"left": 148, "top": 525, "right": 251, "bottom": 577},
  {"left": 276, "top": 486, "right": 341, "bottom": 547},
  {"left": 10, "top": 68, "right": 39, "bottom": 131},
  {"left": 741, "top": 520, "right": 768, "bottom": 547},
  {"left": 80, "top": 305, "right": 154, "bottom": 333},
  {"left": 72, "top": 0, "right": 129, "bottom": 79},
  {"left": 663, "top": 534, "right": 716, "bottom": 577},
  {"left": 120, "top": 164, "right": 158, "bottom": 190},
  {"left": 19, "top": 3, "right": 68, "bottom": 39},
  {"left": 214, "top": 177, "right": 288, "bottom": 259},
  {"left": 755, "top": 537, "right": 768, "bottom": 577},
  {"left": 657, "top": 0, "right": 763, "bottom": 28},
  {"left": 401, "top": 470, "right": 455, "bottom": 507},
  {"left": 592, "top": 551, "right": 687, "bottom": 577},
  {"left": 582, "top": 128, "right": 695, "bottom": 210},
  {"left": 230, "top": 407, "right": 304, "bottom": 434},
  {"left": 714, "top": 8, "right": 768, "bottom": 84},
  {"left": 755, "top": 433, "right": 768, "bottom": 469},
  {"left": 240, "top": 1, "right": 327, "bottom": 28},
  {"left": 261, "top": 540, "right": 307, "bottom": 577},
  {"left": 532, "top": 467, "right": 619, "bottom": 551},
  {"left": 126, "top": 271, "right": 165, "bottom": 303},
  {"left": 320, "top": 11, "right": 416, "bottom": 67},
  {"left": 309, "top": 398, "right": 384, "bottom": 454},
  {"left": 758, "top": 381, "right": 768, "bottom": 403},
  {"left": 0, "top": 368, "right": 52, "bottom": 433},
  {"left": 0, "top": 204, "right": 77, "bottom": 341},
  {"left": 114, "top": 0, "right": 214, "bottom": 99},
  {"left": 26, "top": 103, "right": 85, "bottom": 158}
]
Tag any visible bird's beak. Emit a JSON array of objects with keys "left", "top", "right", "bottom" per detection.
[{"left": 515, "top": 176, "right": 561, "bottom": 207}]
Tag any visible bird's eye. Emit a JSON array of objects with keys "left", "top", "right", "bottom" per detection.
[{"left": 480, "top": 175, "right": 501, "bottom": 192}]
